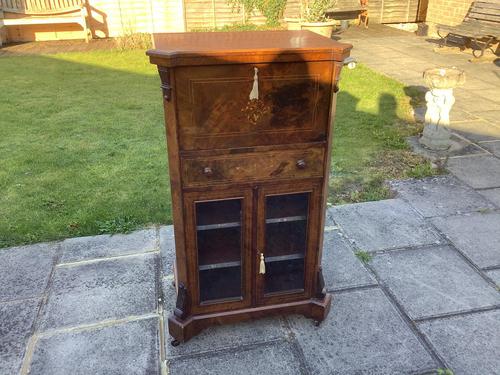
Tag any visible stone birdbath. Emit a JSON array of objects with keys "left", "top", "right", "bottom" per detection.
[{"left": 419, "top": 67, "right": 466, "bottom": 151}]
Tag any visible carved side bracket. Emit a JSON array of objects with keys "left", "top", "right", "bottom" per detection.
[
  {"left": 174, "top": 282, "right": 188, "bottom": 319},
  {"left": 158, "top": 66, "right": 172, "bottom": 101},
  {"left": 315, "top": 266, "right": 326, "bottom": 299},
  {"left": 333, "top": 61, "right": 344, "bottom": 94}
]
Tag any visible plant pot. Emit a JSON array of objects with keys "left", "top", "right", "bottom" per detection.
[
  {"left": 300, "top": 21, "right": 336, "bottom": 38},
  {"left": 285, "top": 17, "right": 302, "bottom": 31}
]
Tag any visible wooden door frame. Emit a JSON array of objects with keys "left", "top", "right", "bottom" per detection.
[
  {"left": 254, "top": 180, "right": 322, "bottom": 306},
  {"left": 183, "top": 187, "right": 253, "bottom": 314}
]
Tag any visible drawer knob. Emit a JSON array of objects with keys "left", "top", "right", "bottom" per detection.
[
  {"left": 202, "top": 167, "right": 213, "bottom": 176},
  {"left": 296, "top": 159, "right": 306, "bottom": 169}
]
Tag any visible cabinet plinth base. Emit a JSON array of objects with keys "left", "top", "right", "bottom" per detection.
[{"left": 167, "top": 293, "right": 332, "bottom": 343}]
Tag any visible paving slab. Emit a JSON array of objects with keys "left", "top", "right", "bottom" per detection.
[
  {"left": 463, "top": 98, "right": 500, "bottom": 114},
  {"left": 447, "top": 155, "right": 500, "bottom": 189},
  {"left": 40, "top": 254, "right": 157, "bottom": 330},
  {"left": 159, "top": 225, "right": 175, "bottom": 276},
  {"left": 432, "top": 212, "right": 500, "bottom": 268},
  {"left": 449, "top": 109, "right": 482, "bottom": 123},
  {"left": 29, "top": 317, "right": 159, "bottom": 375},
  {"left": 418, "top": 310, "right": 500, "bottom": 375},
  {"left": 371, "top": 246, "right": 499, "bottom": 319},
  {"left": 0, "top": 298, "right": 40, "bottom": 375},
  {"left": 390, "top": 175, "right": 495, "bottom": 217},
  {"left": 162, "top": 279, "right": 287, "bottom": 359},
  {"left": 59, "top": 228, "right": 157, "bottom": 263},
  {"left": 478, "top": 187, "right": 500, "bottom": 207},
  {"left": 288, "top": 288, "right": 436, "bottom": 374},
  {"left": 168, "top": 340, "right": 304, "bottom": 375},
  {"left": 451, "top": 120, "right": 500, "bottom": 143},
  {"left": 479, "top": 110, "right": 500, "bottom": 125},
  {"left": 485, "top": 269, "right": 500, "bottom": 287},
  {"left": 407, "top": 135, "right": 488, "bottom": 160},
  {"left": 321, "top": 230, "right": 376, "bottom": 291},
  {"left": 481, "top": 140, "right": 500, "bottom": 157},
  {"left": 331, "top": 199, "right": 442, "bottom": 252},
  {"left": 471, "top": 90, "right": 500, "bottom": 105},
  {"left": 0, "top": 243, "right": 57, "bottom": 302}
]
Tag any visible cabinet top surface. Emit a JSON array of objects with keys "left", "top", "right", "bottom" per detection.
[{"left": 147, "top": 30, "right": 352, "bottom": 67}]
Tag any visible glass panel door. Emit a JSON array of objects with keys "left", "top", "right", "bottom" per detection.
[
  {"left": 195, "top": 198, "right": 243, "bottom": 303},
  {"left": 263, "top": 192, "right": 309, "bottom": 294}
]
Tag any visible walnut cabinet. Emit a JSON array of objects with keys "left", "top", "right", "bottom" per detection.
[{"left": 147, "top": 30, "right": 351, "bottom": 344}]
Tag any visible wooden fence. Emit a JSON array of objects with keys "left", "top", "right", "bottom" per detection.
[
  {"left": 0, "top": 0, "right": 428, "bottom": 42},
  {"left": 183, "top": 0, "right": 427, "bottom": 30},
  {"left": 184, "top": 0, "right": 302, "bottom": 30},
  {"left": 368, "top": 0, "right": 427, "bottom": 23}
]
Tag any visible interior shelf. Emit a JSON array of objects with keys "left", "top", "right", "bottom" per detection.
[
  {"left": 199, "top": 266, "right": 242, "bottom": 302},
  {"left": 197, "top": 215, "right": 305, "bottom": 231},
  {"left": 266, "top": 253, "right": 304, "bottom": 263},
  {"left": 265, "top": 220, "right": 307, "bottom": 257},
  {"left": 264, "top": 257, "right": 305, "bottom": 294},
  {"left": 266, "top": 193, "right": 309, "bottom": 220},
  {"left": 199, "top": 261, "right": 241, "bottom": 271},
  {"left": 196, "top": 199, "right": 241, "bottom": 227},
  {"left": 197, "top": 226, "right": 241, "bottom": 266},
  {"left": 265, "top": 215, "right": 306, "bottom": 224},
  {"left": 197, "top": 222, "right": 241, "bottom": 231}
]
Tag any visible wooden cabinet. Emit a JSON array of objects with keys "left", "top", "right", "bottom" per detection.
[{"left": 147, "top": 30, "right": 351, "bottom": 344}]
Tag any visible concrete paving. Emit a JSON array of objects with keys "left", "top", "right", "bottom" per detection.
[
  {"left": 389, "top": 175, "right": 495, "bottom": 218},
  {"left": 39, "top": 254, "right": 157, "bottom": 331},
  {"left": 432, "top": 212, "right": 500, "bottom": 269},
  {"left": 332, "top": 198, "right": 442, "bottom": 251},
  {"left": 321, "top": 230, "right": 377, "bottom": 291},
  {"left": 418, "top": 310, "right": 500, "bottom": 375},
  {"left": 2, "top": 172, "right": 499, "bottom": 375}
]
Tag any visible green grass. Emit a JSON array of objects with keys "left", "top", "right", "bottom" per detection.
[
  {"left": 437, "top": 368, "right": 454, "bottom": 375},
  {"left": 0, "top": 50, "right": 169, "bottom": 248},
  {"left": 331, "top": 66, "right": 442, "bottom": 204},
  {"left": 0, "top": 49, "right": 438, "bottom": 248},
  {"left": 354, "top": 250, "right": 373, "bottom": 264}
]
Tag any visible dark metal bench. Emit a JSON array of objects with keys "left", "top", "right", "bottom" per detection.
[
  {"left": 438, "top": 0, "right": 500, "bottom": 58},
  {"left": 326, "top": 0, "right": 368, "bottom": 29}
]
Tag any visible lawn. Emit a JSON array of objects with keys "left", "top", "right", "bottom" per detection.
[{"left": 0, "top": 49, "right": 435, "bottom": 248}]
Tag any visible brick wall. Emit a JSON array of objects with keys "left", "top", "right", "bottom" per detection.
[{"left": 426, "top": 0, "right": 473, "bottom": 26}]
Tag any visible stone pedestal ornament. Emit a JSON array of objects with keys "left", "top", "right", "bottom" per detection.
[{"left": 419, "top": 67, "right": 466, "bottom": 151}]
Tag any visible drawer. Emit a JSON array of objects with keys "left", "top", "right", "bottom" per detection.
[
  {"left": 181, "top": 147, "right": 325, "bottom": 187},
  {"left": 174, "top": 62, "right": 334, "bottom": 151}
]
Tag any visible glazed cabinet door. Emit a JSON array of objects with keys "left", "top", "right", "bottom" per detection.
[
  {"left": 255, "top": 182, "right": 321, "bottom": 305},
  {"left": 184, "top": 188, "right": 253, "bottom": 314}
]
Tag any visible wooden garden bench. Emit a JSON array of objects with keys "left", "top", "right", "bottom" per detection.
[
  {"left": 325, "top": 0, "right": 368, "bottom": 29},
  {"left": 0, "top": 0, "right": 90, "bottom": 46},
  {"left": 437, "top": 0, "right": 500, "bottom": 58}
]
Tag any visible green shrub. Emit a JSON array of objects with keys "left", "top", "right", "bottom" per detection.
[{"left": 227, "top": 0, "right": 288, "bottom": 26}]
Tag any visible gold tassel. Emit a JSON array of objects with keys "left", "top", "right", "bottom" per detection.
[{"left": 259, "top": 253, "right": 266, "bottom": 274}]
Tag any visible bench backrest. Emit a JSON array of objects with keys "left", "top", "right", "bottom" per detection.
[
  {"left": 0, "top": 0, "right": 84, "bottom": 14},
  {"left": 465, "top": 1, "right": 500, "bottom": 25}
]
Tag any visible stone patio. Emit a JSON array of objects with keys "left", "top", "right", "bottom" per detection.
[
  {"left": 2, "top": 172, "right": 500, "bottom": 375},
  {"left": 1, "top": 25, "right": 500, "bottom": 375}
]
